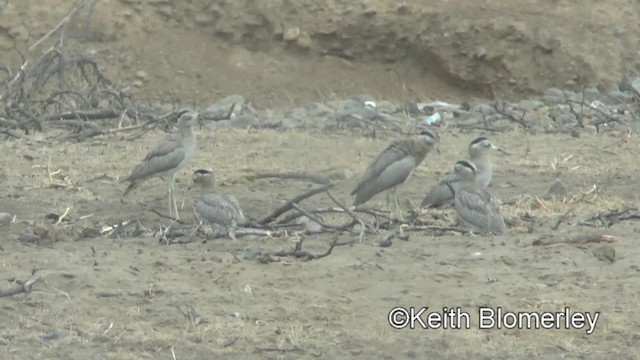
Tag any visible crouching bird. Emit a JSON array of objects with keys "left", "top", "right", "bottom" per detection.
[
  {"left": 190, "top": 168, "right": 246, "bottom": 239},
  {"left": 451, "top": 160, "right": 507, "bottom": 236}
]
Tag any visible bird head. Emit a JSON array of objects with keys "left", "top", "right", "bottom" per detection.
[
  {"left": 468, "top": 137, "right": 510, "bottom": 157},
  {"left": 176, "top": 108, "right": 199, "bottom": 129},
  {"left": 453, "top": 160, "right": 477, "bottom": 182},
  {"left": 189, "top": 168, "right": 216, "bottom": 191},
  {"left": 418, "top": 129, "right": 440, "bottom": 153}
]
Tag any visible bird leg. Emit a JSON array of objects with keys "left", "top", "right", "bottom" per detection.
[
  {"left": 170, "top": 174, "right": 180, "bottom": 220},
  {"left": 385, "top": 190, "right": 392, "bottom": 215},
  {"left": 187, "top": 220, "right": 203, "bottom": 242},
  {"left": 392, "top": 187, "right": 404, "bottom": 222},
  {"left": 167, "top": 176, "right": 174, "bottom": 218}
]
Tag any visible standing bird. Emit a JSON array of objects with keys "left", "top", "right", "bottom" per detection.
[
  {"left": 122, "top": 109, "right": 198, "bottom": 219},
  {"left": 452, "top": 160, "right": 507, "bottom": 235},
  {"left": 351, "top": 129, "right": 439, "bottom": 220},
  {"left": 421, "top": 137, "right": 498, "bottom": 208},
  {"left": 190, "top": 169, "right": 246, "bottom": 239}
]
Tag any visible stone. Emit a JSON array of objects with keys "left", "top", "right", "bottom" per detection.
[
  {"left": 515, "top": 99, "right": 544, "bottom": 111},
  {"left": 0, "top": 212, "right": 11, "bottom": 225},
  {"left": 9, "top": 25, "right": 29, "bottom": 42},
  {"left": 376, "top": 100, "right": 399, "bottom": 114},
  {"left": 630, "top": 77, "right": 640, "bottom": 95},
  {"left": 473, "top": 103, "right": 497, "bottom": 115},
  {"left": 542, "top": 179, "right": 568, "bottom": 199},
  {"left": 205, "top": 94, "right": 245, "bottom": 117},
  {"left": 283, "top": 27, "right": 300, "bottom": 41},
  {"left": 135, "top": 70, "right": 148, "bottom": 80},
  {"left": 543, "top": 88, "right": 566, "bottom": 98},
  {"left": 582, "top": 87, "right": 602, "bottom": 102},
  {"left": 194, "top": 13, "right": 214, "bottom": 25},
  {"left": 606, "top": 90, "right": 635, "bottom": 104},
  {"left": 305, "top": 102, "right": 333, "bottom": 117}
]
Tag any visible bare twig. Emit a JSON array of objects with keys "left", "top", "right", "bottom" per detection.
[
  {"left": 257, "top": 183, "right": 334, "bottom": 224},
  {"left": 0, "top": 271, "right": 42, "bottom": 297},
  {"left": 250, "top": 172, "right": 332, "bottom": 185},
  {"left": 492, "top": 99, "right": 529, "bottom": 129},
  {"left": 531, "top": 233, "right": 616, "bottom": 246},
  {"left": 326, "top": 190, "right": 376, "bottom": 242},
  {"left": 271, "top": 233, "right": 340, "bottom": 261}
]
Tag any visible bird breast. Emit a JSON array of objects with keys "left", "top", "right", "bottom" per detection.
[
  {"left": 195, "top": 193, "right": 246, "bottom": 227},
  {"left": 473, "top": 158, "right": 492, "bottom": 190}
]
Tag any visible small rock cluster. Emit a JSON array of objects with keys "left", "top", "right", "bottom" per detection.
[{"left": 199, "top": 76, "right": 640, "bottom": 134}]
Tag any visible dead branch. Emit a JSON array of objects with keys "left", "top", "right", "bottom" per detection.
[
  {"left": 400, "top": 225, "right": 469, "bottom": 234},
  {"left": 250, "top": 172, "right": 332, "bottom": 185},
  {"left": 276, "top": 206, "right": 391, "bottom": 225},
  {"left": 0, "top": 271, "right": 42, "bottom": 298},
  {"left": 580, "top": 207, "right": 640, "bottom": 228},
  {"left": 291, "top": 203, "right": 354, "bottom": 231},
  {"left": 562, "top": 91, "right": 585, "bottom": 128},
  {"left": 326, "top": 190, "right": 376, "bottom": 242},
  {"left": 531, "top": 233, "right": 616, "bottom": 246},
  {"left": 492, "top": 99, "right": 529, "bottom": 129},
  {"left": 257, "top": 183, "right": 334, "bottom": 224},
  {"left": 270, "top": 233, "right": 340, "bottom": 261}
]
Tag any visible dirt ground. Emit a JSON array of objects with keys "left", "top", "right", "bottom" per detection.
[
  {"left": 2, "top": 0, "right": 640, "bottom": 359},
  {"left": 1, "top": 127, "right": 639, "bottom": 359}
]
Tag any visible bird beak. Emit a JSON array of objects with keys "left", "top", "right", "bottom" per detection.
[{"left": 492, "top": 144, "right": 511, "bottom": 156}]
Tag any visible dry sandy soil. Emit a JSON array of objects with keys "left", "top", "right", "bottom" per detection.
[{"left": 1, "top": 0, "right": 640, "bottom": 359}]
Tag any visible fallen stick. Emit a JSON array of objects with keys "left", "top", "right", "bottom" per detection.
[
  {"left": 291, "top": 203, "right": 354, "bottom": 231},
  {"left": 0, "top": 272, "right": 42, "bottom": 298},
  {"left": 400, "top": 225, "right": 469, "bottom": 234},
  {"left": 257, "top": 183, "right": 333, "bottom": 224},
  {"left": 250, "top": 172, "right": 332, "bottom": 185},
  {"left": 271, "top": 233, "right": 340, "bottom": 261},
  {"left": 531, "top": 233, "right": 616, "bottom": 246},
  {"left": 326, "top": 190, "right": 376, "bottom": 242}
]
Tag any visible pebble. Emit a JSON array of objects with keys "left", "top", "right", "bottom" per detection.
[
  {"left": 542, "top": 179, "right": 568, "bottom": 199},
  {"left": 135, "top": 70, "right": 149, "bottom": 80},
  {"left": 592, "top": 245, "right": 615, "bottom": 263},
  {"left": 606, "top": 90, "right": 635, "bottom": 104},
  {"left": 0, "top": 212, "right": 11, "bottom": 225},
  {"left": 582, "top": 87, "right": 602, "bottom": 102},
  {"left": 305, "top": 102, "right": 333, "bottom": 117},
  {"left": 473, "top": 103, "right": 496, "bottom": 115},
  {"left": 543, "top": 88, "right": 566, "bottom": 98},
  {"left": 194, "top": 13, "right": 214, "bottom": 25},
  {"left": 515, "top": 99, "right": 544, "bottom": 111},
  {"left": 630, "top": 77, "right": 640, "bottom": 95},
  {"left": 10, "top": 25, "right": 29, "bottom": 42},
  {"left": 376, "top": 100, "right": 399, "bottom": 114}
]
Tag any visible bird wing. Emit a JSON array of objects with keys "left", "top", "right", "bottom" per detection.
[
  {"left": 455, "top": 188, "right": 506, "bottom": 234},
  {"left": 125, "top": 137, "right": 186, "bottom": 182},
  {"left": 421, "top": 171, "right": 461, "bottom": 207},
  {"left": 351, "top": 142, "right": 408, "bottom": 196},
  {"left": 352, "top": 156, "right": 417, "bottom": 206},
  {"left": 196, "top": 193, "right": 246, "bottom": 226}
]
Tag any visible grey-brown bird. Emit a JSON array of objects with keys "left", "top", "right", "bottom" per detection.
[
  {"left": 452, "top": 160, "right": 507, "bottom": 235},
  {"left": 190, "top": 169, "right": 246, "bottom": 239},
  {"left": 351, "top": 129, "right": 439, "bottom": 220},
  {"left": 122, "top": 109, "right": 198, "bottom": 219},
  {"left": 421, "top": 136, "right": 498, "bottom": 208}
]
